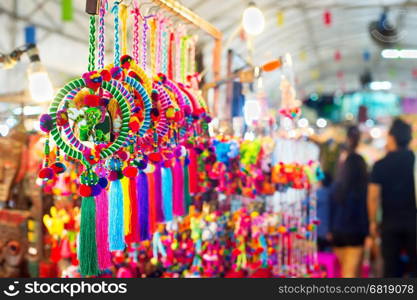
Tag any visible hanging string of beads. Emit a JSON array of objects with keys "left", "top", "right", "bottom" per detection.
[
  {"left": 180, "top": 34, "right": 189, "bottom": 84},
  {"left": 111, "top": 2, "right": 121, "bottom": 66},
  {"left": 88, "top": 15, "right": 96, "bottom": 72},
  {"left": 97, "top": 0, "right": 107, "bottom": 69},
  {"left": 120, "top": 3, "right": 129, "bottom": 55},
  {"left": 132, "top": 3, "right": 141, "bottom": 64},
  {"left": 160, "top": 18, "right": 169, "bottom": 75},
  {"left": 141, "top": 15, "right": 149, "bottom": 71},
  {"left": 189, "top": 35, "right": 196, "bottom": 76},
  {"left": 149, "top": 16, "right": 157, "bottom": 75}
]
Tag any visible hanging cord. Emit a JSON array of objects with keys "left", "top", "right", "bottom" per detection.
[
  {"left": 111, "top": 2, "right": 121, "bottom": 66},
  {"left": 149, "top": 17, "right": 157, "bottom": 76},
  {"left": 161, "top": 18, "right": 169, "bottom": 75},
  {"left": 180, "top": 35, "right": 189, "bottom": 84},
  {"left": 168, "top": 31, "right": 174, "bottom": 80},
  {"left": 97, "top": 0, "right": 107, "bottom": 69},
  {"left": 131, "top": 2, "right": 141, "bottom": 64},
  {"left": 175, "top": 27, "right": 182, "bottom": 82},
  {"left": 155, "top": 14, "right": 165, "bottom": 74},
  {"left": 88, "top": 15, "right": 97, "bottom": 72},
  {"left": 189, "top": 35, "right": 197, "bottom": 76},
  {"left": 120, "top": 3, "right": 129, "bottom": 55},
  {"left": 141, "top": 14, "right": 155, "bottom": 72}
]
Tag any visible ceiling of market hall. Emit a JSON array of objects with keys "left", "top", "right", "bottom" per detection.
[{"left": 1, "top": 0, "right": 417, "bottom": 103}]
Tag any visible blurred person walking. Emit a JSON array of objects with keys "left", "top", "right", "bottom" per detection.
[
  {"left": 368, "top": 118, "right": 417, "bottom": 277},
  {"left": 330, "top": 125, "right": 369, "bottom": 277}
]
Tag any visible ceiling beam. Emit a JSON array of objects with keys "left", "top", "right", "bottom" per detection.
[{"left": 0, "top": 6, "right": 88, "bottom": 45}]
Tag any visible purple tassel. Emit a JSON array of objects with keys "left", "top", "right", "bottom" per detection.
[
  {"left": 137, "top": 172, "right": 150, "bottom": 241},
  {"left": 154, "top": 163, "right": 164, "bottom": 222}
]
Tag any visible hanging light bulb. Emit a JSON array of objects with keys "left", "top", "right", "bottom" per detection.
[
  {"left": 26, "top": 45, "right": 53, "bottom": 103},
  {"left": 242, "top": 2, "right": 265, "bottom": 36}
]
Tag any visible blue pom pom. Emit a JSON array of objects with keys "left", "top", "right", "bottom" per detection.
[
  {"left": 98, "top": 177, "right": 108, "bottom": 189},
  {"left": 91, "top": 184, "right": 102, "bottom": 196},
  {"left": 39, "top": 114, "right": 53, "bottom": 133}
]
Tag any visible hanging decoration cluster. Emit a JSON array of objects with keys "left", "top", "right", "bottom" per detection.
[
  {"left": 39, "top": 1, "right": 322, "bottom": 278},
  {"left": 39, "top": 0, "right": 207, "bottom": 276}
]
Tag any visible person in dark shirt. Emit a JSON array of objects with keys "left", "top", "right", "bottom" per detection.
[
  {"left": 330, "top": 126, "right": 369, "bottom": 277},
  {"left": 369, "top": 118, "right": 417, "bottom": 277}
]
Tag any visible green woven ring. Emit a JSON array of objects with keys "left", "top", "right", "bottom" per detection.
[{"left": 48, "top": 78, "right": 131, "bottom": 167}]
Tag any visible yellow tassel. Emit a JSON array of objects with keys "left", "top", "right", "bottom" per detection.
[
  {"left": 120, "top": 4, "right": 128, "bottom": 55},
  {"left": 121, "top": 175, "right": 132, "bottom": 236}
]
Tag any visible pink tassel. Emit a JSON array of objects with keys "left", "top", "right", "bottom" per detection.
[
  {"left": 172, "top": 159, "right": 185, "bottom": 216},
  {"left": 95, "top": 190, "right": 112, "bottom": 270}
]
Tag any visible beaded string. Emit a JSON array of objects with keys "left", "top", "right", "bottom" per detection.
[
  {"left": 168, "top": 31, "right": 175, "bottom": 80},
  {"left": 161, "top": 19, "right": 169, "bottom": 75},
  {"left": 156, "top": 13, "right": 167, "bottom": 75},
  {"left": 175, "top": 27, "right": 182, "bottom": 82},
  {"left": 111, "top": 2, "right": 121, "bottom": 66},
  {"left": 131, "top": 3, "right": 141, "bottom": 64},
  {"left": 88, "top": 15, "right": 96, "bottom": 72},
  {"left": 120, "top": 3, "right": 128, "bottom": 55},
  {"left": 141, "top": 15, "right": 151, "bottom": 71},
  {"left": 189, "top": 35, "right": 196, "bottom": 76},
  {"left": 97, "top": 0, "right": 107, "bottom": 69},
  {"left": 180, "top": 35, "right": 189, "bottom": 84},
  {"left": 149, "top": 16, "right": 157, "bottom": 75}
]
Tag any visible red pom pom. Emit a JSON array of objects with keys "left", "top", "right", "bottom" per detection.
[
  {"left": 123, "top": 166, "right": 138, "bottom": 178},
  {"left": 117, "top": 151, "right": 129, "bottom": 161},
  {"left": 163, "top": 159, "right": 173, "bottom": 168},
  {"left": 84, "top": 94, "right": 100, "bottom": 107},
  {"left": 56, "top": 110, "right": 69, "bottom": 126},
  {"left": 148, "top": 152, "right": 163, "bottom": 163},
  {"left": 79, "top": 184, "right": 92, "bottom": 197},
  {"left": 128, "top": 70, "right": 139, "bottom": 81},
  {"left": 38, "top": 167, "right": 54, "bottom": 180},
  {"left": 99, "top": 70, "right": 110, "bottom": 82},
  {"left": 50, "top": 162, "right": 66, "bottom": 174},
  {"left": 174, "top": 111, "right": 183, "bottom": 122},
  {"left": 120, "top": 54, "right": 132, "bottom": 69},
  {"left": 129, "top": 117, "right": 140, "bottom": 133},
  {"left": 108, "top": 171, "right": 119, "bottom": 181}
]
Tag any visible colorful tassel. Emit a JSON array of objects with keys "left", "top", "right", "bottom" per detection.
[
  {"left": 138, "top": 172, "right": 150, "bottom": 241},
  {"left": 184, "top": 160, "right": 192, "bottom": 214},
  {"left": 161, "top": 167, "right": 173, "bottom": 221},
  {"left": 147, "top": 172, "right": 156, "bottom": 234},
  {"left": 129, "top": 176, "right": 140, "bottom": 242},
  {"left": 95, "top": 190, "right": 111, "bottom": 270},
  {"left": 79, "top": 196, "right": 99, "bottom": 276},
  {"left": 154, "top": 163, "right": 165, "bottom": 222},
  {"left": 108, "top": 179, "right": 125, "bottom": 251},
  {"left": 188, "top": 148, "right": 198, "bottom": 194},
  {"left": 172, "top": 159, "right": 185, "bottom": 216},
  {"left": 121, "top": 176, "right": 132, "bottom": 237}
]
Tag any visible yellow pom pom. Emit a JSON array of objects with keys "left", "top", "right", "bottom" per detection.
[
  {"left": 165, "top": 107, "right": 176, "bottom": 119},
  {"left": 150, "top": 257, "right": 158, "bottom": 265},
  {"left": 171, "top": 241, "right": 178, "bottom": 250},
  {"left": 251, "top": 211, "right": 259, "bottom": 218}
]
